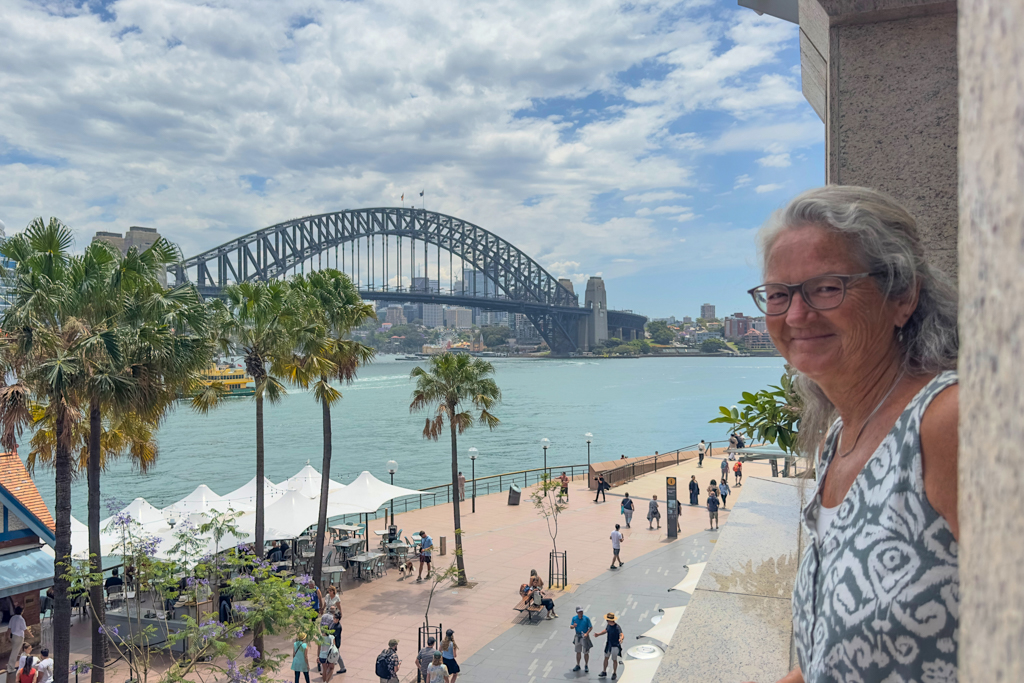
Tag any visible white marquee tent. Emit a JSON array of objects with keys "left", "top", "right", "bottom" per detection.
[
  {"left": 283, "top": 464, "right": 346, "bottom": 499},
  {"left": 163, "top": 484, "right": 250, "bottom": 517},
  {"left": 222, "top": 476, "right": 288, "bottom": 508},
  {"left": 331, "top": 471, "right": 424, "bottom": 512}
]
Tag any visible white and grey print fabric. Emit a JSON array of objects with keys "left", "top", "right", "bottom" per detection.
[{"left": 792, "top": 371, "right": 959, "bottom": 683}]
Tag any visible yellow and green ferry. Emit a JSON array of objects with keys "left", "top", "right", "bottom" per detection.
[{"left": 198, "top": 363, "right": 256, "bottom": 397}]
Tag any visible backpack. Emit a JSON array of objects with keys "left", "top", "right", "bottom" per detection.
[
  {"left": 375, "top": 650, "right": 392, "bottom": 678},
  {"left": 326, "top": 645, "right": 340, "bottom": 664}
]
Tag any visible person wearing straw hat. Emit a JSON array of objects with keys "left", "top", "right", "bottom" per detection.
[{"left": 594, "top": 613, "right": 624, "bottom": 680}]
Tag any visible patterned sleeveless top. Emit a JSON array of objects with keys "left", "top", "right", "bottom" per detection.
[{"left": 792, "top": 371, "right": 959, "bottom": 683}]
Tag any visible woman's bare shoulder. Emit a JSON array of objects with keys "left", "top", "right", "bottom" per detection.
[{"left": 920, "top": 383, "right": 959, "bottom": 539}]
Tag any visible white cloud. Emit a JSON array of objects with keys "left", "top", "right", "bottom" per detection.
[
  {"left": 734, "top": 174, "right": 752, "bottom": 189},
  {"left": 623, "top": 191, "right": 689, "bottom": 203},
  {"left": 548, "top": 260, "right": 581, "bottom": 273},
  {"left": 635, "top": 205, "right": 693, "bottom": 217},
  {"left": 756, "top": 153, "right": 791, "bottom": 167},
  {"left": 755, "top": 183, "right": 785, "bottom": 193}
]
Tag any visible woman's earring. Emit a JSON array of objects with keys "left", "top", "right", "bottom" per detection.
[{"left": 897, "top": 327, "right": 904, "bottom": 343}]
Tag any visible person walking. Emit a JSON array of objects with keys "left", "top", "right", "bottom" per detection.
[
  {"left": 291, "top": 632, "right": 311, "bottom": 683},
  {"left": 439, "top": 629, "right": 460, "bottom": 682},
  {"left": 733, "top": 461, "right": 743, "bottom": 486},
  {"left": 328, "top": 613, "right": 346, "bottom": 674},
  {"left": 620, "top": 493, "right": 634, "bottom": 528},
  {"left": 720, "top": 457, "right": 729, "bottom": 484},
  {"left": 558, "top": 472, "right": 570, "bottom": 501},
  {"left": 707, "top": 490, "right": 720, "bottom": 531},
  {"left": 457, "top": 472, "right": 466, "bottom": 502},
  {"left": 609, "top": 524, "right": 625, "bottom": 569},
  {"left": 719, "top": 480, "right": 731, "bottom": 509},
  {"left": 698, "top": 440, "right": 706, "bottom": 467},
  {"left": 570, "top": 606, "right": 594, "bottom": 673},
  {"left": 416, "top": 530, "right": 433, "bottom": 582},
  {"left": 418, "top": 636, "right": 437, "bottom": 681},
  {"left": 688, "top": 475, "right": 700, "bottom": 506},
  {"left": 708, "top": 479, "right": 719, "bottom": 500},
  {"left": 16, "top": 655, "right": 37, "bottom": 683},
  {"left": 6, "top": 605, "right": 28, "bottom": 676},
  {"left": 426, "top": 652, "right": 451, "bottom": 683},
  {"left": 594, "top": 613, "right": 624, "bottom": 680},
  {"left": 317, "top": 631, "right": 338, "bottom": 683},
  {"left": 647, "top": 495, "right": 661, "bottom": 530},
  {"left": 375, "top": 638, "right": 401, "bottom": 683},
  {"left": 593, "top": 475, "right": 608, "bottom": 503},
  {"left": 34, "top": 650, "right": 52, "bottom": 683}
]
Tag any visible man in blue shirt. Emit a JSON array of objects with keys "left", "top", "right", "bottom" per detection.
[
  {"left": 569, "top": 606, "right": 593, "bottom": 673},
  {"left": 416, "top": 530, "right": 433, "bottom": 582}
]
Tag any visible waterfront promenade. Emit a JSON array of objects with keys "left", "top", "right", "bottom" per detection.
[{"left": 66, "top": 453, "right": 774, "bottom": 681}]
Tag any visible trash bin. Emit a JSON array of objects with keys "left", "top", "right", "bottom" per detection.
[{"left": 508, "top": 484, "right": 522, "bottom": 506}]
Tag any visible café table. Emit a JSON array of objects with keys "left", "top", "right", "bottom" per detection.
[
  {"left": 346, "top": 552, "right": 384, "bottom": 580},
  {"left": 334, "top": 538, "right": 364, "bottom": 561},
  {"left": 384, "top": 542, "right": 409, "bottom": 566}
]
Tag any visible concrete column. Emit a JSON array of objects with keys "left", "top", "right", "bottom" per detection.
[
  {"left": 799, "top": 0, "right": 959, "bottom": 277},
  {"left": 958, "top": 3, "right": 1024, "bottom": 680}
]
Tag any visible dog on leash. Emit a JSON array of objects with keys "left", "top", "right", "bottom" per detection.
[{"left": 398, "top": 559, "right": 415, "bottom": 580}]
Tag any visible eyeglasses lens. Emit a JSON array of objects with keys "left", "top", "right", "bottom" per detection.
[{"left": 753, "top": 276, "right": 847, "bottom": 315}]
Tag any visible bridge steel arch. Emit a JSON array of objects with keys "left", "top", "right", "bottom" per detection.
[{"left": 172, "top": 207, "right": 590, "bottom": 352}]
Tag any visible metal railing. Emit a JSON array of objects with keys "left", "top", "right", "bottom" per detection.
[
  {"left": 329, "top": 464, "right": 590, "bottom": 527},
  {"left": 599, "top": 440, "right": 731, "bottom": 489}
]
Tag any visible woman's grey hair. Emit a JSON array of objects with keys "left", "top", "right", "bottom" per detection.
[{"left": 758, "top": 186, "right": 959, "bottom": 457}]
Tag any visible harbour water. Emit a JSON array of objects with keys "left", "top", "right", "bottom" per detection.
[{"left": 31, "top": 356, "right": 787, "bottom": 514}]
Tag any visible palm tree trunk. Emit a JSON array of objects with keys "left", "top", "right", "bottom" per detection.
[
  {"left": 449, "top": 413, "right": 466, "bottom": 586},
  {"left": 254, "top": 393, "right": 265, "bottom": 658},
  {"left": 312, "top": 396, "right": 332, "bottom": 590},
  {"left": 52, "top": 410, "right": 73, "bottom": 683},
  {"left": 87, "top": 398, "right": 106, "bottom": 682}
]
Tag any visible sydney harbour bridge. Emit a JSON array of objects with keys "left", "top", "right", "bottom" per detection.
[{"left": 171, "top": 208, "right": 646, "bottom": 354}]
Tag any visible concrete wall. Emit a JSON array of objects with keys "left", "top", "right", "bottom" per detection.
[
  {"left": 800, "top": 0, "right": 959, "bottom": 277},
  {"left": 957, "top": 2, "right": 1024, "bottom": 681}
]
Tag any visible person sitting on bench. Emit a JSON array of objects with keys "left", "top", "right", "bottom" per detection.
[{"left": 520, "top": 570, "right": 558, "bottom": 619}]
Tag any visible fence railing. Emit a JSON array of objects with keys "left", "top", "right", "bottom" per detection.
[
  {"left": 599, "top": 441, "right": 731, "bottom": 489},
  {"left": 329, "top": 463, "right": 590, "bottom": 527}
]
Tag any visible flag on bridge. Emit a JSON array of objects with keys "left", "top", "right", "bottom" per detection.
[{"left": 419, "top": 190, "right": 424, "bottom": 197}]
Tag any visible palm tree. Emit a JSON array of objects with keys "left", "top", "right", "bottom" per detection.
[
  {"left": 209, "top": 280, "right": 295, "bottom": 560},
  {"left": 410, "top": 353, "right": 501, "bottom": 585},
  {"left": 286, "top": 270, "right": 375, "bottom": 588},
  {"left": 0, "top": 218, "right": 97, "bottom": 683}
]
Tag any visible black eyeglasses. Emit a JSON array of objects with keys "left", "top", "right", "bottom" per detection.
[{"left": 747, "top": 273, "right": 876, "bottom": 316}]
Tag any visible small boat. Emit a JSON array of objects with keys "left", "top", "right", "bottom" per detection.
[{"left": 396, "top": 356, "right": 422, "bottom": 361}]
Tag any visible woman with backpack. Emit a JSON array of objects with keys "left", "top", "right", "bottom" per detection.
[
  {"left": 317, "top": 630, "right": 340, "bottom": 682},
  {"left": 620, "top": 493, "right": 634, "bottom": 528},
  {"left": 17, "top": 656, "right": 39, "bottom": 683}
]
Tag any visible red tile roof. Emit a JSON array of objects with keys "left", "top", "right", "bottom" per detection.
[{"left": 0, "top": 451, "right": 55, "bottom": 532}]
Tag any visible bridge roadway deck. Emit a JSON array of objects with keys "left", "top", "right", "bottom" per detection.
[{"left": 65, "top": 451, "right": 773, "bottom": 681}]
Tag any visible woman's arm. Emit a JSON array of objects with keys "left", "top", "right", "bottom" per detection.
[
  {"left": 743, "top": 666, "right": 803, "bottom": 683},
  {"left": 920, "top": 384, "right": 959, "bottom": 540}
]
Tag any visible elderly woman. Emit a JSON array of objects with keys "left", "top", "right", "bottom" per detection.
[{"left": 749, "top": 187, "right": 959, "bottom": 683}]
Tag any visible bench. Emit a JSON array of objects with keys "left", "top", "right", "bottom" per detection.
[{"left": 512, "top": 594, "right": 545, "bottom": 622}]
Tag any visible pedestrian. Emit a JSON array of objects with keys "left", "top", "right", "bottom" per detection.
[
  {"left": 736, "top": 433, "right": 745, "bottom": 448},
  {"left": 418, "top": 636, "right": 437, "bottom": 681},
  {"left": 620, "top": 493, "right": 634, "bottom": 528},
  {"left": 728, "top": 433, "right": 739, "bottom": 457},
  {"left": 291, "top": 631, "right": 311, "bottom": 683},
  {"left": 457, "top": 472, "right": 465, "bottom": 502},
  {"left": 426, "top": 652, "right": 451, "bottom": 683},
  {"left": 328, "top": 613, "right": 346, "bottom": 674},
  {"left": 317, "top": 630, "right": 339, "bottom": 683},
  {"left": 609, "top": 524, "right": 624, "bottom": 569},
  {"left": 594, "top": 475, "right": 608, "bottom": 503},
  {"left": 34, "top": 650, "right": 52, "bottom": 683},
  {"left": 720, "top": 457, "right": 729, "bottom": 484},
  {"left": 647, "top": 495, "right": 661, "bottom": 530},
  {"left": 708, "top": 479, "right": 719, "bottom": 500},
  {"left": 594, "top": 613, "right": 624, "bottom": 680},
  {"left": 719, "top": 480, "right": 731, "bottom": 508},
  {"left": 698, "top": 440, "right": 706, "bottom": 467},
  {"left": 416, "top": 530, "right": 433, "bottom": 582},
  {"left": 707, "top": 490, "right": 720, "bottom": 530},
  {"left": 16, "top": 655, "right": 37, "bottom": 683},
  {"left": 440, "top": 629, "right": 460, "bottom": 682},
  {"left": 688, "top": 476, "right": 700, "bottom": 506},
  {"left": 559, "top": 472, "right": 569, "bottom": 501},
  {"left": 733, "top": 461, "right": 743, "bottom": 486},
  {"left": 6, "top": 606, "right": 28, "bottom": 676},
  {"left": 569, "top": 606, "right": 594, "bottom": 673},
  {"left": 15, "top": 643, "right": 30, "bottom": 671},
  {"left": 375, "top": 638, "right": 401, "bottom": 683}
]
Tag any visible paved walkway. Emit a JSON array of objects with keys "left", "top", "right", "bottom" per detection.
[
  {"left": 67, "top": 452, "right": 770, "bottom": 682},
  {"left": 457, "top": 529, "right": 717, "bottom": 681}
]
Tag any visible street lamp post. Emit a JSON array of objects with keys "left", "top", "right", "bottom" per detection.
[
  {"left": 387, "top": 460, "right": 398, "bottom": 527},
  {"left": 541, "top": 438, "right": 550, "bottom": 480},
  {"left": 469, "top": 447, "right": 479, "bottom": 514},
  {"left": 585, "top": 433, "right": 593, "bottom": 470}
]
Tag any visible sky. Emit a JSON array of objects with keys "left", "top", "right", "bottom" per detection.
[{"left": 0, "top": 0, "right": 824, "bottom": 320}]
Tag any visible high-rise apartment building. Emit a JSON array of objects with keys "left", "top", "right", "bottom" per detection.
[
  {"left": 411, "top": 277, "right": 439, "bottom": 294},
  {"left": 444, "top": 306, "right": 473, "bottom": 330},
  {"left": 723, "top": 313, "right": 751, "bottom": 339},
  {"left": 422, "top": 304, "right": 444, "bottom": 328},
  {"left": 384, "top": 305, "right": 406, "bottom": 326},
  {"left": 751, "top": 317, "right": 767, "bottom": 333},
  {"left": 700, "top": 303, "right": 716, "bottom": 320},
  {"left": 92, "top": 226, "right": 167, "bottom": 285}
]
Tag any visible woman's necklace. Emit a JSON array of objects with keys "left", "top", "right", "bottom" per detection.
[{"left": 837, "top": 368, "right": 907, "bottom": 458}]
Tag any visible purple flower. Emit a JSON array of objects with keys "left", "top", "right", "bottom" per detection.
[{"left": 243, "top": 645, "right": 261, "bottom": 659}]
